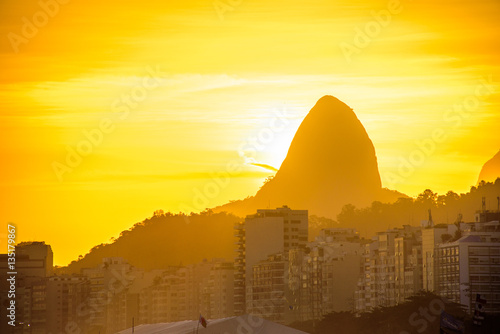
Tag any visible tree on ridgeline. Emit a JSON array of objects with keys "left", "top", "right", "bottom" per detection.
[{"left": 336, "top": 179, "right": 500, "bottom": 238}]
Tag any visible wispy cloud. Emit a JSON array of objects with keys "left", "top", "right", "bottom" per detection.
[{"left": 249, "top": 163, "right": 278, "bottom": 172}]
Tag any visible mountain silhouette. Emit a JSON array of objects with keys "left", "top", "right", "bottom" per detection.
[
  {"left": 478, "top": 149, "right": 500, "bottom": 184},
  {"left": 59, "top": 96, "right": 498, "bottom": 272},
  {"left": 215, "top": 95, "right": 402, "bottom": 218}
]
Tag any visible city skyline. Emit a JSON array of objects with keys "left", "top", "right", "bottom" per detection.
[
  {"left": 2, "top": 203, "right": 499, "bottom": 333},
  {"left": 1, "top": 0, "right": 499, "bottom": 268}
]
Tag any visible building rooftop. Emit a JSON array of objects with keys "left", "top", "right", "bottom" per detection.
[{"left": 114, "top": 315, "right": 309, "bottom": 334}]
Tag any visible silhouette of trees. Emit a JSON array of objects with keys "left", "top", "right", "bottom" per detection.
[
  {"left": 59, "top": 211, "right": 242, "bottom": 274},
  {"left": 336, "top": 180, "right": 500, "bottom": 238},
  {"left": 416, "top": 189, "right": 438, "bottom": 207},
  {"left": 262, "top": 175, "right": 274, "bottom": 186}
]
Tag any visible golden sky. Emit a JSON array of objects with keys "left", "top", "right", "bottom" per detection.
[{"left": 1, "top": 0, "right": 499, "bottom": 265}]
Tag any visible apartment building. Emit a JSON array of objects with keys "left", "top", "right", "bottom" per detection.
[
  {"left": 436, "top": 220, "right": 500, "bottom": 314},
  {"left": 355, "top": 226, "right": 422, "bottom": 312},
  {"left": 234, "top": 206, "right": 308, "bottom": 316}
]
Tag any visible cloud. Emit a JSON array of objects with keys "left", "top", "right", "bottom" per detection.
[{"left": 249, "top": 163, "right": 278, "bottom": 172}]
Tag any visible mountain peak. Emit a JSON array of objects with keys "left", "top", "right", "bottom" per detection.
[
  {"left": 315, "top": 94, "right": 349, "bottom": 107},
  {"left": 216, "top": 96, "right": 401, "bottom": 218},
  {"left": 477, "top": 149, "right": 500, "bottom": 184},
  {"left": 310, "top": 95, "right": 353, "bottom": 116}
]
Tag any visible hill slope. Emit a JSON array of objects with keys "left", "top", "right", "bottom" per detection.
[
  {"left": 478, "top": 149, "right": 500, "bottom": 184},
  {"left": 59, "top": 211, "right": 241, "bottom": 274},
  {"left": 336, "top": 179, "right": 500, "bottom": 237}
]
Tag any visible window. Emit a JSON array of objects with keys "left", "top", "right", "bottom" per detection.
[
  {"left": 490, "top": 248, "right": 500, "bottom": 255},
  {"left": 470, "top": 247, "right": 488, "bottom": 256}
]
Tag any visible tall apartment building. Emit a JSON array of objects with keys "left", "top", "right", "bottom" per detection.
[
  {"left": 248, "top": 253, "right": 288, "bottom": 323},
  {"left": 422, "top": 225, "right": 454, "bottom": 292},
  {"left": 355, "top": 242, "right": 375, "bottom": 312},
  {"left": 17, "top": 278, "right": 47, "bottom": 334},
  {"left": 16, "top": 241, "right": 54, "bottom": 277},
  {"left": 81, "top": 257, "right": 141, "bottom": 334},
  {"left": 395, "top": 234, "right": 422, "bottom": 303},
  {"left": 104, "top": 269, "right": 160, "bottom": 334},
  {"left": 244, "top": 227, "right": 363, "bottom": 324},
  {"left": 136, "top": 259, "right": 234, "bottom": 325},
  {"left": 136, "top": 271, "right": 162, "bottom": 325},
  {"left": 145, "top": 266, "right": 184, "bottom": 323},
  {"left": 403, "top": 243, "right": 423, "bottom": 298},
  {"left": 436, "top": 220, "right": 500, "bottom": 314},
  {"left": 0, "top": 242, "right": 54, "bottom": 334},
  {"left": 46, "top": 275, "right": 90, "bottom": 334},
  {"left": 1, "top": 242, "right": 91, "bottom": 334},
  {"left": 355, "top": 204, "right": 499, "bottom": 315},
  {"left": 202, "top": 260, "right": 235, "bottom": 319},
  {"left": 355, "top": 226, "right": 422, "bottom": 313},
  {"left": 289, "top": 228, "right": 363, "bottom": 322},
  {"left": 234, "top": 206, "right": 308, "bottom": 316}
]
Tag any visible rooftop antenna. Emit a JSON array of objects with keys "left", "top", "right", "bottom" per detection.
[
  {"left": 428, "top": 209, "right": 433, "bottom": 227},
  {"left": 482, "top": 197, "right": 486, "bottom": 212}
]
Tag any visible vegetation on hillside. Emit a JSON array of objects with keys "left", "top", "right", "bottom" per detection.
[
  {"left": 57, "top": 179, "right": 499, "bottom": 274},
  {"left": 57, "top": 210, "right": 242, "bottom": 274},
  {"left": 335, "top": 178, "right": 500, "bottom": 238}
]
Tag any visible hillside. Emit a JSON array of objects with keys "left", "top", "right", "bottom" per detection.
[
  {"left": 335, "top": 178, "right": 500, "bottom": 237},
  {"left": 58, "top": 211, "right": 241, "bottom": 274}
]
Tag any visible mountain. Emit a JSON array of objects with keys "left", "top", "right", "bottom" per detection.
[
  {"left": 60, "top": 95, "right": 406, "bottom": 272},
  {"left": 478, "top": 149, "right": 500, "bottom": 184},
  {"left": 215, "top": 95, "right": 402, "bottom": 218},
  {"left": 59, "top": 96, "right": 498, "bottom": 272}
]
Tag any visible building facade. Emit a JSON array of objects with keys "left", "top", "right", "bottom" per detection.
[
  {"left": 234, "top": 206, "right": 308, "bottom": 316},
  {"left": 436, "top": 223, "right": 500, "bottom": 314},
  {"left": 355, "top": 226, "right": 422, "bottom": 313}
]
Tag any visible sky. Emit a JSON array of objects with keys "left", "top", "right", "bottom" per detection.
[{"left": 1, "top": 0, "right": 499, "bottom": 266}]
